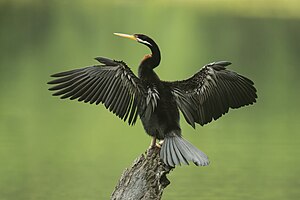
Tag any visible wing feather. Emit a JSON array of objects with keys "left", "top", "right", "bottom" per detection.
[
  {"left": 165, "top": 61, "right": 257, "bottom": 126},
  {"left": 48, "top": 57, "right": 147, "bottom": 125}
]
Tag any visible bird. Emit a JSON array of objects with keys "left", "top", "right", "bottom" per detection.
[{"left": 48, "top": 33, "right": 257, "bottom": 167}]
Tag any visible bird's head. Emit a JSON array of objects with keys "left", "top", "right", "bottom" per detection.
[
  {"left": 114, "top": 33, "right": 155, "bottom": 48},
  {"left": 114, "top": 33, "right": 161, "bottom": 68}
]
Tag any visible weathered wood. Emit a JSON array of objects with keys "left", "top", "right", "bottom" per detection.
[{"left": 111, "top": 146, "right": 173, "bottom": 200}]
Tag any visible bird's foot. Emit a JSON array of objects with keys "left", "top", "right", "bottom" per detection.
[
  {"left": 149, "top": 137, "right": 163, "bottom": 149},
  {"left": 158, "top": 140, "right": 164, "bottom": 146},
  {"left": 148, "top": 143, "right": 161, "bottom": 150},
  {"left": 155, "top": 140, "right": 164, "bottom": 148},
  {"left": 149, "top": 137, "right": 161, "bottom": 149},
  {"left": 154, "top": 143, "right": 161, "bottom": 149}
]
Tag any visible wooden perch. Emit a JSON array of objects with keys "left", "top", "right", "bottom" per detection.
[{"left": 111, "top": 146, "right": 173, "bottom": 200}]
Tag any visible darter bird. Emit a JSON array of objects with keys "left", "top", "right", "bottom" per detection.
[{"left": 48, "top": 33, "right": 257, "bottom": 167}]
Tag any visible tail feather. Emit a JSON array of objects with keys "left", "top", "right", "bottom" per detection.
[
  {"left": 166, "top": 138, "right": 175, "bottom": 167},
  {"left": 171, "top": 137, "right": 189, "bottom": 165},
  {"left": 178, "top": 138, "right": 209, "bottom": 166},
  {"left": 160, "top": 135, "right": 210, "bottom": 167}
]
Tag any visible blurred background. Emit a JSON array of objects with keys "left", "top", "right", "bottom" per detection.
[{"left": 1, "top": 0, "right": 300, "bottom": 199}]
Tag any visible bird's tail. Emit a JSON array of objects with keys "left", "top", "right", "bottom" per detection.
[{"left": 160, "top": 133, "right": 210, "bottom": 167}]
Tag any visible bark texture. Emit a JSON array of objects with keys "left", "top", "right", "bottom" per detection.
[{"left": 111, "top": 146, "right": 173, "bottom": 200}]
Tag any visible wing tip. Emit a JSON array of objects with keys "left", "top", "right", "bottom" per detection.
[
  {"left": 215, "top": 61, "right": 232, "bottom": 66},
  {"left": 49, "top": 73, "right": 63, "bottom": 78},
  {"left": 94, "top": 57, "right": 118, "bottom": 66}
]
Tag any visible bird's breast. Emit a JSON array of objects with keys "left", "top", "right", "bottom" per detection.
[{"left": 140, "top": 82, "right": 181, "bottom": 139}]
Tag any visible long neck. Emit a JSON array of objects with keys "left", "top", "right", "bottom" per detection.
[
  {"left": 138, "top": 43, "right": 161, "bottom": 79},
  {"left": 147, "top": 42, "right": 161, "bottom": 68}
]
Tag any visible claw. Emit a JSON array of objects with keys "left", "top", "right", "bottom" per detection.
[
  {"left": 155, "top": 143, "right": 161, "bottom": 149},
  {"left": 158, "top": 140, "right": 164, "bottom": 146}
]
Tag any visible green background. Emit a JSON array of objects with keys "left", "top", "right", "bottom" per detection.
[{"left": 1, "top": 0, "right": 299, "bottom": 199}]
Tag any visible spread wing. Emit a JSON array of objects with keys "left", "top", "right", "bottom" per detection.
[
  {"left": 165, "top": 61, "right": 257, "bottom": 128},
  {"left": 48, "top": 57, "right": 148, "bottom": 125}
]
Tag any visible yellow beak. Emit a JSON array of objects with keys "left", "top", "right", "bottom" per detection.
[{"left": 113, "top": 33, "right": 137, "bottom": 41}]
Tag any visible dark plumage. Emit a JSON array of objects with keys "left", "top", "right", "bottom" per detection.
[{"left": 48, "top": 33, "right": 257, "bottom": 167}]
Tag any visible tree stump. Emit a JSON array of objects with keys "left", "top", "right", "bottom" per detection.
[{"left": 111, "top": 146, "right": 173, "bottom": 200}]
